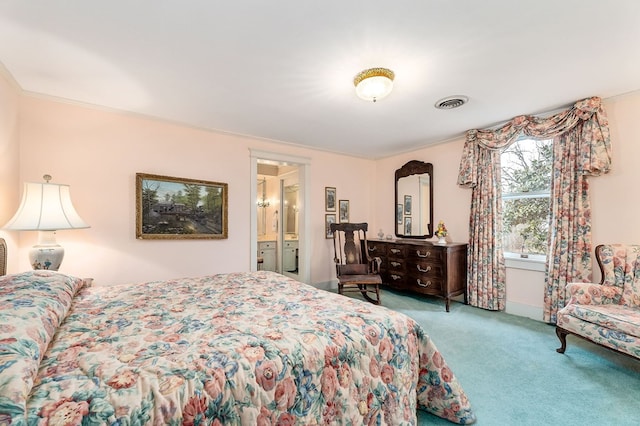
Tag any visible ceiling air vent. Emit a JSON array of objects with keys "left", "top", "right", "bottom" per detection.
[{"left": 435, "top": 96, "right": 469, "bottom": 110}]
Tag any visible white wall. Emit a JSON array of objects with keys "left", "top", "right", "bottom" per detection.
[
  {"left": 10, "top": 93, "right": 376, "bottom": 287},
  {"left": 0, "top": 66, "right": 21, "bottom": 272}
]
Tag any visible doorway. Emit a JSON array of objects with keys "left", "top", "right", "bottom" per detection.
[{"left": 250, "top": 150, "right": 310, "bottom": 284}]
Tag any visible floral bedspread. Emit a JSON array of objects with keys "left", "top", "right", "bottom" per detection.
[{"left": 0, "top": 270, "right": 475, "bottom": 425}]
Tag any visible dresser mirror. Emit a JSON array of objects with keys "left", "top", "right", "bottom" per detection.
[{"left": 395, "top": 160, "right": 433, "bottom": 238}]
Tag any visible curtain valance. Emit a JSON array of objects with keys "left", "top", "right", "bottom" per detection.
[{"left": 458, "top": 96, "right": 611, "bottom": 188}]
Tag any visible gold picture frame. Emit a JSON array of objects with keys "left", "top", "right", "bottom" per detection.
[{"left": 136, "top": 173, "right": 228, "bottom": 240}]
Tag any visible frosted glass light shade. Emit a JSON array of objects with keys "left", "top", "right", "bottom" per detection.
[
  {"left": 3, "top": 182, "right": 89, "bottom": 231},
  {"left": 354, "top": 67, "right": 395, "bottom": 102}
]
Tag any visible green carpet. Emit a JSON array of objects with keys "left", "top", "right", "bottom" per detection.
[{"left": 345, "top": 289, "right": 640, "bottom": 425}]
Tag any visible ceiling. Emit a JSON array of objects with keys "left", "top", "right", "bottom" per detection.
[{"left": 1, "top": 1, "right": 639, "bottom": 159}]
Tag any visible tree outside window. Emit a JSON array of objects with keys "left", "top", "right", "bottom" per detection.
[{"left": 501, "top": 138, "right": 553, "bottom": 257}]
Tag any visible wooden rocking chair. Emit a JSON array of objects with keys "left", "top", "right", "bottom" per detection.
[{"left": 330, "top": 222, "right": 382, "bottom": 304}]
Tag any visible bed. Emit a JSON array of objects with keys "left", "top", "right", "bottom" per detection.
[{"left": 0, "top": 270, "right": 475, "bottom": 425}]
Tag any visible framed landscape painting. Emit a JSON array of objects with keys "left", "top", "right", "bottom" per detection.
[{"left": 136, "top": 173, "right": 228, "bottom": 239}]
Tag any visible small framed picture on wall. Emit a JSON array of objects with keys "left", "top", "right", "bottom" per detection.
[
  {"left": 325, "top": 214, "right": 336, "bottom": 238},
  {"left": 339, "top": 200, "right": 349, "bottom": 223},
  {"left": 397, "top": 204, "right": 403, "bottom": 224},
  {"left": 325, "top": 187, "right": 336, "bottom": 212}
]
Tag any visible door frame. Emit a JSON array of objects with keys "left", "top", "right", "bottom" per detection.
[{"left": 250, "top": 149, "right": 311, "bottom": 284}]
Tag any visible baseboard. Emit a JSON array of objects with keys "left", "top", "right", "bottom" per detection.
[
  {"left": 506, "top": 301, "right": 544, "bottom": 322},
  {"left": 312, "top": 280, "right": 336, "bottom": 292},
  {"left": 315, "top": 280, "right": 545, "bottom": 322}
]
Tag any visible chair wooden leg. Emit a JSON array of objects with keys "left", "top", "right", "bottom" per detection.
[
  {"left": 556, "top": 327, "right": 568, "bottom": 354},
  {"left": 338, "top": 282, "right": 344, "bottom": 295},
  {"left": 358, "top": 284, "right": 381, "bottom": 305}
]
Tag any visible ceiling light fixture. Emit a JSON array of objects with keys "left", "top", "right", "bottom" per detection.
[{"left": 353, "top": 67, "right": 395, "bottom": 102}]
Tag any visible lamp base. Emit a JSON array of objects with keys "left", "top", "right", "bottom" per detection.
[{"left": 29, "top": 231, "right": 64, "bottom": 271}]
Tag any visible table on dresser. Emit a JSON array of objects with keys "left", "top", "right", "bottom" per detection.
[{"left": 367, "top": 239, "right": 468, "bottom": 312}]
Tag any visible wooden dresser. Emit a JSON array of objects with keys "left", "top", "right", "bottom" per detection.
[{"left": 367, "top": 239, "right": 468, "bottom": 311}]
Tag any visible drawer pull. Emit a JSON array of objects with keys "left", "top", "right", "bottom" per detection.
[
  {"left": 391, "top": 261, "right": 401, "bottom": 267},
  {"left": 368, "top": 247, "right": 377, "bottom": 252},
  {"left": 417, "top": 265, "right": 431, "bottom": 273},
  {"left": 390, "top": 248, "right": 401, "bottom": 254},
  {"left": 391, "top": 274, "right": 402, "bottom": 281},
  {"left": 417, "top": 279, "right": 432, "bottom": 287},
  {"left": 416, "top": 250, "right": 431, "bottom": 258}
]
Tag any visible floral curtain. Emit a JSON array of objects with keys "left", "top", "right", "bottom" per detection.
[{"left": 458, "top": 97, "right": 611, "bottom": 317}]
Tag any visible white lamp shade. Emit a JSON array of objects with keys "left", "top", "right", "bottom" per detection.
[{"left": 3, "top": 182, "right": 89, "bottom": 231}]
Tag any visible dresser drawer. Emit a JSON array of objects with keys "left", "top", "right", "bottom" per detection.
[
  {"left": 387, "top": 258, "right": 406, "bottom": 273},
  {"left": 387, "top": 244, "right": 407, "bottom": 258},
  {"left": 367, "top": 241, "right": 387, "bottom": 258},
  {"left": 408, "top": 258, "right": 444, "bottom": 278},
  {"left": 408, "top": 245, "right": 443, "bottom": 263},
  {"left": 405, "top": 273, "right": 443, "bottom": 295},
  {"left": 384, "top": 271, "right": 406, "bottom": 288}
]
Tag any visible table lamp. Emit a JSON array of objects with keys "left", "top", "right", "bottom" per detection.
[{"left": 2, "top": 174, "right": 89, "bottom": 271}]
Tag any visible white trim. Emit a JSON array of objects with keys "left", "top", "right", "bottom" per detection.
[
  {"left": 504, "top": 252, "right": 546, "bottom": 272},
  {"left": 250, "top": 149, "right": 311, "bottom": 284},
  {"left": 250, "top": 149, "right": 311, "bottom": 165},
  {"left": 312, "top": 280, "right": 336, "bottom": 292}
]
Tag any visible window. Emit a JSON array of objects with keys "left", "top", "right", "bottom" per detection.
[{"left": 501, "top": 138, "right": 553, "bottom": 259}]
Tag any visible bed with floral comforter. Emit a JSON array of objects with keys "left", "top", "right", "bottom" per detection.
[{"left": 0, "top": 270, "right": 475, "bottom": 425}]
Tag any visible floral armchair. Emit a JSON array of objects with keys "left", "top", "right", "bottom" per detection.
[{"left": 556, "top": 244, "right": 640, "bottom": 360}]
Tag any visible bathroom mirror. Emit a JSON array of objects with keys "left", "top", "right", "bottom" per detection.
[
  {"left": 395, "top": 160, "right": 433, "bottom": 238},
  {"left": 284, "top": 184, "right": 299, "bottom": 236}
]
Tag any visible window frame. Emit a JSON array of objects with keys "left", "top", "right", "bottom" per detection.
[{"left": 500, "top": 137, "right": 553, "bottom": 267}]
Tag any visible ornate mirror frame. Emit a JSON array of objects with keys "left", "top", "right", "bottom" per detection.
[{"left": 395, "top": 160, "right": 433, "bottom": 239}]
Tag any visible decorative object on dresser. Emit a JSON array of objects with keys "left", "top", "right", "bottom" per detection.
[
  {"left": 435, "top": 220, "right": 448, "bottom": 244},
  {"left": 330, "top": 222, "right": 382, "bottom": 305},
  {"left": 395, "top": 160, "right": 433, "bottom": 238},
  {"left": 2, "top": 174, "right": 89, "bottom": 271},
  {"left": 368, "top": 238, "right": 468, "bottom": 312}
]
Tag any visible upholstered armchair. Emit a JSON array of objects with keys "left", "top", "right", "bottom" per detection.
[{"left": 556, "top": 244, "right": 640, "bottom": 360}]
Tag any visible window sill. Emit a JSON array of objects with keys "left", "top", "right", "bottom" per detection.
[{"left": 504, "top": 253, "right": 546, "bottom": 272}]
